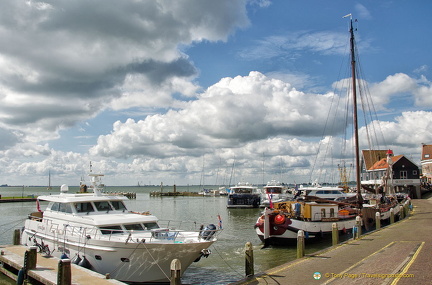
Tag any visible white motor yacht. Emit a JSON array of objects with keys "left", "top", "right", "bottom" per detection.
[{"left": 21, "top": 172, "right": 219, "bottom": 283}]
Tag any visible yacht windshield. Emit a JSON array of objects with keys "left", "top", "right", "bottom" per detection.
[
  {"left": 110, "top": 201, "right": 127, "bottom": 211},
  {"left": 124, "top": 224, "right": 144, "bottom": 231},
  {"left": 94, "top": 201, "right": 112, "bottom": 212},
  {"left": 74, "top": 202, "right": 95, "bottom": 213}
]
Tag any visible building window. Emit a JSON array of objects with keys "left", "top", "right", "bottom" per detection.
[
  {"left": 413, "top": 170, "right": 418, "bottom": 175},
  {"left": 400, "top": 170, "right": 407, "bottom": 179}
]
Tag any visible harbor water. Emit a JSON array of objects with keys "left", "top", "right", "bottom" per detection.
[{"left": 0, "top": 185, "right": 340, "bottom": 284}]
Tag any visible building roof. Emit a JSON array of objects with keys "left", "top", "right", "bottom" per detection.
[
  {"left": 421, "top": 144, "right": 432, "bottom": 161},
  {"left": 368, "top": 155, "right": 404, "bottom": 171}
]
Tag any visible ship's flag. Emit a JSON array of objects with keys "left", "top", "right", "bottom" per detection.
[
  {"left": 36, "top": 199, "right": 41, "bottom": 212},
  {"left": 217, "top": 214, "right": 222, "bottom": 229},
  {"left": 267, "top": 193, "right": 273, "bottom": 208}
]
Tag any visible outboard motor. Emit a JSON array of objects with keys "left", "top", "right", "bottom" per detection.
[{"left": 200, "top": 224, "right": 217, "bottom": 241}]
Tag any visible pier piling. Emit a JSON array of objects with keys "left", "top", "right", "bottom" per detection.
[
  {"left": 375, "top": 211, "right": 381, "bottom": 230},
  {"left": 331, "top": 223, "right": 339, "bottom": 246},
  {"left": 296, "top": 230, "right": 305, "bottom": 258},
  {"left": 390, "top": 208, "right": 395, "bottom": 224},
  {"left": 57, "top": 259, "right": 72, "bottom": 285},
  {"left": 170, "top": 259, "right": 181, "bottom": 285},
  {"left": 13, "top": 229, "right": 20, "bottom": 245},
  {"left": 245, "top": 242, "right": 254, "bottom": 277}
]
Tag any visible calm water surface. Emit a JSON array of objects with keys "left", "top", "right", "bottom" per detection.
[{"left": 0, "top": 185, "right": 339, "bottom": 284}]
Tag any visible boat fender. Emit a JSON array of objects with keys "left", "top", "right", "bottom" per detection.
[
  {"left": 78, "top": 256, "right": 92, "bottom": 269},
  {"left": 17, "top": 268, "right": 25, "bottom": 285},
  {"left": 200, "top": 224, "right": 217, "bottom": 240},
  {"left": 71, "top": 254, "right": 82, "bottom": 265},
  {"left": 274, "top": 214, "right": 286, "bottom": 225},
  {"left": 60, "top": 253, "right": 69, "bottom": 259},
  {"left": 305, "top": 231, "right": 309, "bottom": 239}
]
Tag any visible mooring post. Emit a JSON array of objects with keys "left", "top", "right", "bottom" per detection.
[
  {"left": 390, "top": 208, "right": 395, "bottom": 224},
  {"left": 332, "top": 223, "right": 339, "bottom": 246},
  {"left": 170, "top": 259, "right": 181, "bottom": 285},
  {"left": 375, "top": 211, "right": 381, "bottom": 230},
  {"left": 245, "top": 242, "right": 254, "bottom": 277},
  {"left": 263, "top": 208, "right": 270, "bottom": 242},
  {"left": 404, "top": 203, "right": 410, "bottom": 217},
  {"left": 13, "top": 229, "right": 21, "bottom": 245},
  {"left": 399, "top": 204, "right": 404, "bottom": 220},
  {"left": 355, "top": 216, "right": 362, "bottom": 239},
  {"left": 57, "top": 259, "right": 71, "bottom": 285},
  {"left": 297, "top": 230, "right": 305, "bottom": 258},
  {"left": 27, "top": 246, "right": 37, "bottom": 270}
]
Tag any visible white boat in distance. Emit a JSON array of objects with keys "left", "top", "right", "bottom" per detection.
[
  {"left": 298, "top": 183, "right": 356, "bottom": 201},
  {"left": 227, "top": 182, "right": 261, "bottom": 208},
  {"left": 21, "top": 172, "right": 220, "bottom": 283},
  {"left": 261, "top": 180, "right": 292, "bottom": 207}
]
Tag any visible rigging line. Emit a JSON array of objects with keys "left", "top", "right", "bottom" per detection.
[
  {"left": 0, "top": 218, "right": 27, "bottom": 238},
  {"left": 210, "top": 243, "right": 244, "bottom": 278}
]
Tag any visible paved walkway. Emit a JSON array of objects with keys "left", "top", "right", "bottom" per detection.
[{"left": 231, "top": 197, "right": 432, "bottom": 285}]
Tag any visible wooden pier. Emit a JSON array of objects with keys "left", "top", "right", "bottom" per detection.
[{"left": 0, "top": 245, "right": 125, "bottom": 285}]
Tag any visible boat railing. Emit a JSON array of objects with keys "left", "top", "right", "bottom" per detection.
[{"left": 43, "top": 220, "right": 221, "bottom": 243}]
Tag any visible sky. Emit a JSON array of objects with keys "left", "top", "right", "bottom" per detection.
[{"left": 0, "top": 0, "right": 432, "bottom": 187}]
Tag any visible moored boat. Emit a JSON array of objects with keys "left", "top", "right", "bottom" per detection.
[
  {"left": 260, "top": 180, "right": 293, "bottom": 207},
  {"left": 21, "top": 170, "right": 220, "bottom": 283},
  {"left": 255, "top": 199, "right": 359, "bottom": 244},
  {"left": 227, "top": 182, "right": 261, "bottom": 208}
]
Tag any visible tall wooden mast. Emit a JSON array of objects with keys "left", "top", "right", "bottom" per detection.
[{"left": 349, "top": 17, "right": 363, "bottom": 207}]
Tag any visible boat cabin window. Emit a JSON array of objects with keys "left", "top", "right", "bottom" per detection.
[
  {"left": 266, "top": 187, "right": 282, "bottom": 194},
  {"left": 110, "top": 201, "right": 127, "bottom": 211},
  {"left": 74, "top": 202, "right": 95, "bottom": 213},
  {"left": 50, "top": 202, "right": 72, "bottom": 213},
  {"left": 100, "top": 225, "right": 123, "bottom": 235},
  {"left": 143, "top": 222, "right": 159, "bottom": 230},
  {"left": 235, "top": 188, "right": 252, "bottom": 194},
  {"left": 50, "top": 202, "right": 60, "bottom": 211},
  {"left": 124, "top": 224, "right": 144, "bottom": 231},
  {"left": 94, "top": 201, "right": 112, "bottom": 212},
  {"left": 59, "top": 203, "right": 73, "bottom": 213}
]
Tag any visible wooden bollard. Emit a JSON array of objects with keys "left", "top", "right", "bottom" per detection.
[
  {"left": 390, "top": 208, "right": 395, "bottom": 224},
  {"left": 245, "top": 242, "right": 254, "bottom": 277},
  {"left": 13, "top": 229, "right": 21, "bottom": 245},
  {"left": 27, "top": 246, "right": 37, "bottom": 270},
  {"left": 404, "top": 203, "right": 410, "bottom": 217},
  {"left": 332, "top": 223, "right": 339, "bottom": 246},
  {"left": 170, "top": 259, "right": 181, "bottom": 285},
  {"left": 355, "top": 216, "right": 362, "bottom": 239},
  {"left": 297, "top": 230, "right": 305, "bottom": 258},
  {"left": 375, "top": 211, "right": 381, "bottom": 230},
  {"left": 57, "top": 259, "right": 71, "bottom": 285},
  {"left": 399, "top": 204, "right": 404, "bottom": 220}
]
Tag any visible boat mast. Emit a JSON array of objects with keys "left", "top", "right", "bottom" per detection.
[{"left": 348, "top": 16, "right": 363, "bottom": 207}]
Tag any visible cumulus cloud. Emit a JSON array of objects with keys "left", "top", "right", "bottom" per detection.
[
  {"left": 0, "top": 0, "right": 249, "bottom": 142},
  {"left": 90, "top": 71, "right": 348, "bottom": 158}
]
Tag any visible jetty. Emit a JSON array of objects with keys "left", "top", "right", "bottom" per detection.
[
  {"left": 0, "top": 245, "right": 125, "bottom": 285},
  {"left": 231, "top": 196, "right": 432, "bottom": 285}
]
